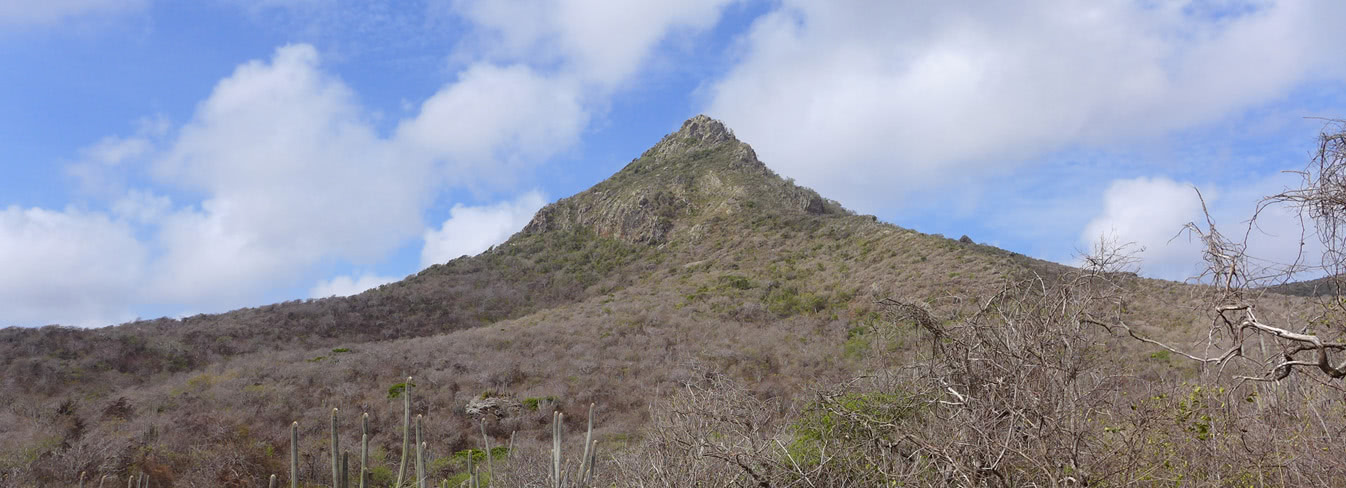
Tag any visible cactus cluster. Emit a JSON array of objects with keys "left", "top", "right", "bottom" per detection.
[
  {"left": 268, "top": 375, "right": 599, "bottom": 487},
  {"left": 549, "top": 404, "right": 598, "bottom": 488},
  {"left": 71, "top": 374, "right": 598, "bottom": 486}
]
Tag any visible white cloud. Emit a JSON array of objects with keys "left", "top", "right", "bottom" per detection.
[
  {"left": 0, "top": 206, "right": 145, "bottom": 327},
  {"left": 5, "top": 0, "right": 744, "bottom": 325},
  {"left": 449, "top": 0, "right": 735, "bottom": 87},
  {"left": 1082, "top": 173, "right": 1322, "bottom": 282},
  {"left": 147, "top": 44, "right": 432, "bottom": 304},
  {"left": 1081, "top": 177, "right": 1207, "bottom": 280},
  {"left": 0, "top": 0, "right": 146, "bottom": 25},
  {"left": 394, "top": 63, "right": 588, "bottom": 182},
  {"left": 65, "top": 116, "right": 169, "bottom": 197},
  {"left": 705, "top": 0, "right": 1346, "bottom": 213},
  {"left": 421, "top": 191, "right": 547, "bottom": 267},
  {"left": 309, "top": 273, "right": 398, "bottom": 298}
]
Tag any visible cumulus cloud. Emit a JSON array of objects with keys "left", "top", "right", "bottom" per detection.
[
  {"left": 421, "top": 191, "right": 547, "bottom": 267},
  {"left": 1080, "top": 177, "right": 1207, "bottom": 280},
  {"left": 5, "top": 1, "right": 744, "bottom": 326},
  {"left": 1082, "top": 174, "right": 1321, "bottom": 282},
  {"left": 3, "top": 42, "right": 593, "bottom": 325},
  {"left": 147, "top": 44, "right": 431, "bottom": 303},
  {"left": 0, "top": 206, "right": 145, "bottom": 327},
  {"left": 143, "top": 46, "right": 582, "bottom": 308},
  {"left": 449, "top": 0, "right": 735, "bottom": 87},
  {"left": 395, "top": 64, "right": 587, "bottom": 181},
  {"left": 0, "top": 0, "right": 146, "bottom": 25},
  {"left": 309, "top": 273, "right": 398, "bottom": 298},
  {"left": 705, "top": 0, "right": 1346, "bottom": 213}
]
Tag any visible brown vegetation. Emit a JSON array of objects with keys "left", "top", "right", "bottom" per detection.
[{"left": 4, "top": 116, "right": 1346, "bottom": 486}]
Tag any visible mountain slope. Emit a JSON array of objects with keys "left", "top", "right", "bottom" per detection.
[{"left": 0, "top": 115, "right": 1263, "bottom": 486}]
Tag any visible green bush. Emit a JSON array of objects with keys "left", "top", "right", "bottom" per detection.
[
  {"left": 387, "top": 381, "right": 415, "bottom": 399},
  {"left": 787, "top": 391, "right": 922, "bottom": 468}
]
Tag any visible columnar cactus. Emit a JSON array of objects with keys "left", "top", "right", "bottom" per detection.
[
  {"left": 551, "top": 411, "right": 563, "bottom": 486},
  {"left": 360, "top": 412, "right": 369, "bottom": 488},
  {"left": 332, "top": 408, "right": 341, "bottom": 487},
  {"left": 395, "top": 377, "right": 412, "bottom": 488},
  {"left": 479, "top": 418, "right": 493, "bottom": 487},
  {"left": 290, "top": 421, "right": 299, "bottom": 488},
  {"left": 415, "top": 415, "right": 425, "bottom": 488},
  {"left": 341, "top": 451, "right": 349, "bottom": 488}
]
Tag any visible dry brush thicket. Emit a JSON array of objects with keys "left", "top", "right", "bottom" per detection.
[{"left": 7, "top": 118, "right": 1346, "bottom": 486}]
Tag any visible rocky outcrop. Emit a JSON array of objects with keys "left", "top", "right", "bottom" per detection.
[{"left": 520, "top": 114, "right": 845, "bottom": 245}]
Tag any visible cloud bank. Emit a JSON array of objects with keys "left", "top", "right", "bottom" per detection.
[{"left": 705, "top": 0, "right": 1346, "bottom": 213}]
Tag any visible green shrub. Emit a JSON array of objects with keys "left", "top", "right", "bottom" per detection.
[
  {"left": 787, "top": 391, "right": 922, "bottom": 468},
  {"left": 387, "top": 381, "right": 415, "bottom": 399},
  {"left": 719, "top": 275, "right": 753, "bottom": 290}
]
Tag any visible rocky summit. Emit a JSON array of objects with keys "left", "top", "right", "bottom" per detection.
[{"left": 524, "top": 115, "right": 842, "bottom": 245}]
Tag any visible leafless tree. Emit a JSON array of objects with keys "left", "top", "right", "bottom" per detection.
[{"left": 1104, "top": 120, "right": 1346, "bottom": 384}]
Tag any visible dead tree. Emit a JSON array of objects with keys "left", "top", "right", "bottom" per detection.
[{"left": 1103, "top": 119, "right": 1346, "bottom": 383}]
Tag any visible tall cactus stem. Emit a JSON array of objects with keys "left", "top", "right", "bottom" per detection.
[
  {"left": 551, "top": 411, "right": 563, "bottom": 487},
  {"left": 580, "top": 403, "right": 594, "bottom": 482},
  {"left": 360, "top": 412, "right": 369, "bottom": 488},
  {"left": 269, "top": 474, "right": 277, "bottom": 488},
  {"left": 291, "top": 421, "right": 300, "bottom": 488},
  {"left": 585, "top": 439, "right": 598, "bottom": 485},
  {"left": 395, "top": 377, "right": 412, "bottom": 488},
  {"left": 468, "top": 449, "right": 476, "bottom": 488},
  {"left": 480, "top": 418, "right": 493, "bottom": 488},
  {"left": 341, "top": 451, "right": 349, "bottom": 488},
  {"left": 415, "top": 415, "right": 425, "bottom": 488},
  {"left": 332, "top": 408, "right": 341, "bottom": 487},
  {"left": 418, "top": 441, "right": 429, "bottom": 488}
]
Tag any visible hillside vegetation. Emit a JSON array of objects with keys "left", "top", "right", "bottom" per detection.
[{"left": 2, "top": 116, "right": 1340, "bottom": 486}]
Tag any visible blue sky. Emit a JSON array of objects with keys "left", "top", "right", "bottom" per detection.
[{"left": 2, "top": 0, "right": 1345, "bottom": 327}]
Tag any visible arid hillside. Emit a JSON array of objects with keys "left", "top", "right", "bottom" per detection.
[{"left": 1, "top": 116, "right": 1329, "bottom": 486}]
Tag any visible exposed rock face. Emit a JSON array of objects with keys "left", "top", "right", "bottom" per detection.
[
  {"left": 465, "top": 395, "right": 521, "bottom": 418},
  {"left": 521, "top": 115, "right": 845, "bottom": 245}
]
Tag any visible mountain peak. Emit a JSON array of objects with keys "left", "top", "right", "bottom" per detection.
[
  {"left": 520, "top": 115, "right": 846, "bottom": 245},
  {"left": 639, "top": 114, "right": 758, "bottom": 167},
  {"left": 671, "top": 114, "right": 736, "bottom": 146}
]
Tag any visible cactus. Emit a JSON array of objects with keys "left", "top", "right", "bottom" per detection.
[
  {"left": 551, "top": 411, "right": 563, "bottom": 487},
  {"left": 360, "top": 412, "right": 369, "bottom": 488},
  {"left": 579, "top": 404, "right": 593, "bottom": 482},
  {"left": 395, "top": 376, "right": 412, "bottom": 488},
  {"left": 479, "top": 418, "right": 493, "bottom": 487},
  {"left": 99, "top": 475, "right": 107, "bottom": 488},
  {"left": 80, "top": 471, "right": 86, "bottom": 488},
  {"left": 415, "top": 415, "right": 426, "bottom": 488},
  {"left": 332, "top": 408, "right": 341, "bottom": 487},
  {"left": 291, "top": 421, "right": 300, "bottom": 488},
  {"left": 270, "top": 376, "right": 603, "bottom": 487},
  {"left": 468, "top": 449, "right": 477, "bottom": 488},
  {"left": 341, "top": 451, "right": 349, "bottom": 488},
  {"left": 545, "top": 406, "right": 598, "bottom": 487}
]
